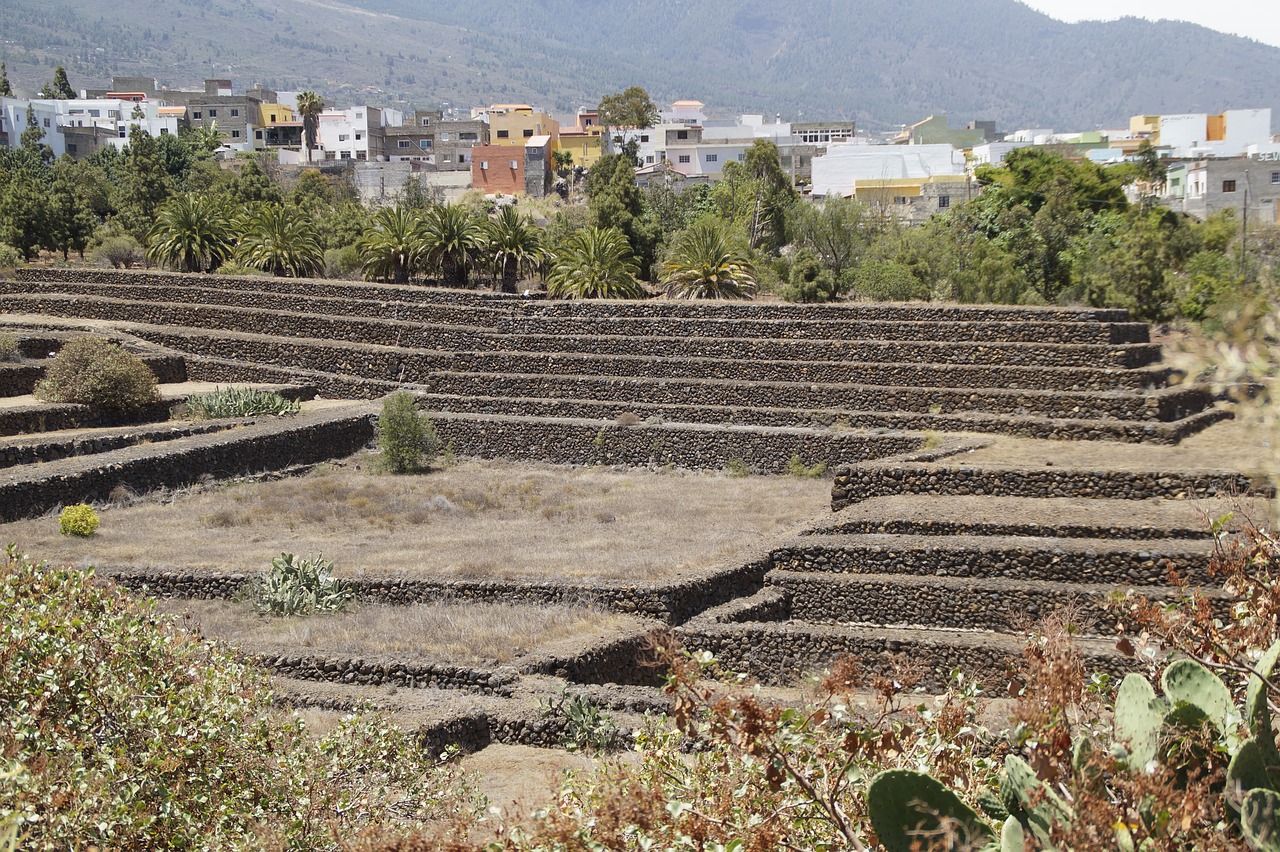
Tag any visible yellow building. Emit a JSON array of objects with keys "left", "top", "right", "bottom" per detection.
[
  {"left": 553, "top": 110, "right": 604, "bottom": 170},
  {"left": 487, "top": 104, "right": 559, "bottom": 147}
]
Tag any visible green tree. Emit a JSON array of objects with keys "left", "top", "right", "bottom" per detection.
[
  {"left": 422, "top": 203, "right": 484, "bottom": 287},
  {"left": 296, "top": 91, "right": 325, "bottom": 162},
  {"left": 660, "top": 216, "right": 757, "bottom": 299},
  {"left": 0, "top": 63, "right": 12, "bottom": 97},
  {"left": 358, "top": 205, "right": 424, "bottom": 283},
  {"left": 547, "top": 226, "right": 644, "bottom": 299},
  {"left": 788, "top": 195, "right": 868, "bottom": 282},
  {"left": 484, "top": 205, "right": 543, "bottom": 291},
  {"left": 586, "top": 153, "right": 658, "bottom": 278},
  {"left": 39, "top": 65, "right": 76, "bottom": 99},
  {"left": 597, "top": 86, "right": 659, "bottom": 131},
  {"left": 712, "top": 140, "right": 797, "bottom": 254},
  {"left": 377, "top": 391, "right": 440, "bottom": 473},
  {"left": 223, "top": 157, "right": 283, "bottom": 206},
  {"left": 236, "top": 204, "right": 323, "bottom": 277},
  {"left": 784, "top": 247, "right": 841, "bottom": 303},
  {"left": 0, "top": 167, "right": 51, "bottom": 261},
  {"left": 112, "top": 126, "right": 175, "bottom": 242},
  {"left": 146, "top": 192, "right": 236, "bottom": 273},
  {"left": 48, "top": 157, "right": 99, "bottom": 260}
]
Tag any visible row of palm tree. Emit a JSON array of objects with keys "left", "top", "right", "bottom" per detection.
[
  {"left": 147, "top": 194, "right": 760, "bottom": 300},
  {"left": 147, "top": 193, "right": 323, "bottom": 277}
]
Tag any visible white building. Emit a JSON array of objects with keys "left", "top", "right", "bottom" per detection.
[
  {"left": 316, "top": 106, "right": 403, "bottom": 161},
  {"left": 0, "top": 97, "right": 180, "bottom": 158}
]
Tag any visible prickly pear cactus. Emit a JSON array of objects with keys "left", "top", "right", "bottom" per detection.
[
  {"left": 1003, "top": 755, "right": 1074, "bottom": 844},
  {"left": 866, "top": 769, "right": 994, "bottom": 852},
  {"left": 1000, "top": 815, "right": 1026, "bottom": 851},
  {"left": 1243, "top": 788, "right": 1280, "bottom": 851},
  {"left": 1115, "top": 673, "right": 1167, "bottom": 769},
  {"left": 1229, "top": 739, "right": 1274, "bottom": 812},
  {"left": 1162, "top": 658, "right": 1235, "bottom": 732},
  {"left": 1248, "top": 640, "right": 1280, "bottom": 790}
]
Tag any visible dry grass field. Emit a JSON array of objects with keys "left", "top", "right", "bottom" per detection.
[
  {"left": 155, "top": 597, "right": 640, "bottom": 665},
  {"left": 1, "top": 453, "right": 831, "bottom": 582}
]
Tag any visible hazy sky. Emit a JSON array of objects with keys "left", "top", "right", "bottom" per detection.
[{"left": 1019, "top": 1, "right": 1280, "bottom": 48}]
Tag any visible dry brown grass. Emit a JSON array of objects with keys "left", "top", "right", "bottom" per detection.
[
  {"left": 157, "top": 596, "right": 640, "bottom": 665},
  {"left": 2, "top": 455, "right": 828, "bottom": 582}
]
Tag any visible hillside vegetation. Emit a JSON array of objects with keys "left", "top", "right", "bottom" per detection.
[{"left": 3, "top": 0, "right": 1280, "bottom": 128}]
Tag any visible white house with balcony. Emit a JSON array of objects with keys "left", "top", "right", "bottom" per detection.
[{"left": 0, "top": 97, "right": 179, "bottom": 158}]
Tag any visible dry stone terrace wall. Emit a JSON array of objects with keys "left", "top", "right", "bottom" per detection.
[
  {"left": 0, "top": 409, "right": 374, "bottom": 522},
  {"left": 676, "top": 622, "right": 1137, "bottom": 690},
  {"left": 104, "top": 556, "right": 774, "bottom": 626},
  {"left": 0, "top": 420, "right": 240, "bottom": 470},
  {"left": 830, "top": 464, "right": 1268, "bottom": 511}
]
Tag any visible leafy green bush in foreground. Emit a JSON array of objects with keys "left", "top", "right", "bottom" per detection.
[
  {"left": 0, "top": 546, "right": 480, "bottom": 850},
  {"left": 32, "top": 336, "right": 159, "bottom": 416}
]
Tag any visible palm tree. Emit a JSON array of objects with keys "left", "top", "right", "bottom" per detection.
[
  {"left": 146, "top": 193, "right": 236, "bottom": 273},
  {"left": 484, "top": 206, "right": 543, "bottom": 292},
  {"left": 358, "top": 205, "right": 425, "bottom": 284},
  {"left": 422, "top": 203, "right": 484, "bottom": 288},
  {"left": 236, "top": 204, "right": 324, "bottom": 277},
  {"left": 546, "top": 227, "right": 644, "bottom": 300},
  {"left": 296, "top": 91, "right": 325, "bottom": 163},
  {"left": 660, "top": 216, "right": 758, "bottom": 300}
]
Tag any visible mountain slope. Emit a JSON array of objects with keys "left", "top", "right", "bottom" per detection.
[{"left": 2, "top": 0, "right": 1277, "bottom": 131}]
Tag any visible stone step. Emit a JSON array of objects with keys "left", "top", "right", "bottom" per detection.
[
  {"left": 0, "top": 279, "right": 505, "bottom": 330},
  {"left": 767, "top": 570, "right": 1218, "bottom": 635},
  {"left": 675, "top": 620, "right": 1132, "bottom": 691},
  {"left": 770, "top": 533, "right": 1214, "bottom": 584},
  {"left": 0, "top": 419, "right": 243, "bottom": 469},
  {"left": 485, "top": 332, "right": 1165, "bottom": 369},
  {"left": 0, "top": 294, "right": 485, "bottom": 351},
  {"left": 424, "top": 392, "right": 1228, "bottom": 444},
  {"left": 424, "top": 411, "right": 921, "bottom": 474},
  {"left": 0, "top": 404, "right": 376, "bottom": 522},
  {"left": 806, "top": 494, "right": 1225, "bottom": 539},
  {"left": 496, "top": 314, "right": 1151, "bottom": 345},
  {"left": 425, "top": 370, "right": 1212, "bottom": 423},
  {"left": 125, "top": 323, "right": 1167, "bottom": 394},
  {"left": 830, "top": 461, "right": 1268, "bottom": 509}
]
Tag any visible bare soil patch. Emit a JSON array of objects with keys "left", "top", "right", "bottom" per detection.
[
  {"left": 155, "top": 597, "right": 641, "bottom": 666},
  {"left": 1, "top": 454, "right": 830, "bottom": 583}
]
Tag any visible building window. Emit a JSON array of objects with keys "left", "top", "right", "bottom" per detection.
[
  {"left": 677, "top": 130, "right": 688, "bottom": 140},
  {"left": 118, "top": 128, "right": 127, "bottom": 138},
  {"left": 356, "top": 112, "right": 363, "bottom": 119},
  {"left": 256, "top": 130, "right": 263, "bottom": 139},
  {"left": 523, "top": 128, "right": 534, "bottom": 137},
  {"left": 398, "top": 139, "right": 411, "bottom": 148},
  {"left": 1272, "top": 171, "right": 1280, "bottom": 185},
  {"left": 192, "top": 111, "right": 202, "bottom": 120},
  {"left": 646, "top": 155, "right": 654, "bottom": 164},
  {"left": 458, "top": 153, "right": 467, "bottom": 163},
  {"left": 497, "top": 129, "right": 509, "bottom": 138},
  {"left": 270, "top": 113, "right": 277, "bottom": 122},
  {"left": 640, "top": 134, "right": 649, "bottom": 143},
  {"left": 421, "top": 117, "right": 431, "bottom": 126},
  {"left": 88, "top": 109, "right": 100, "bottom": 117},
  {"left": 678, "top": 155, "right": 690, "bottom": 164},
  {"left": 159, "top": 127, "right": 169, "bottom": 136},
  {"left": 67, "top": 143, "right": 78, "bottom": 154},
  {"left": 340, "top": 151, "right": 350, "bottom": 159},
  {"left": 231, "top": 130, "right": 240, "bottom": 138},
  {"left": 43, "top": 118, "right": 50, "bottom": 128},
  {"left": 338, "top": 134, "right": 349, "bottom": 142},
  {"left": 355, "top": 133, "right": 362, "bottom": 141},
  {"left": 231, "top": 108, "right": 239, "bottom": 117},
  {"left": 440, "top": 133, "right": 449, "bottom": 141},
  {"left": 705, "top": 154, "right": 718, "bottom": 163},
  {"left": 1223, "top": 180, "right": 1237, "bottom": 193},
  {"left": 208, "top": 109, "right": 217, "bottom": 118},
  {"left": 894, "top": 196, "right": 910, "bottom": 205},
  {"left": 419, "top": 140, "right": 432, "bottom": 149},
  {"left": 938, "top": 196, "right": 951, "bottom": 208},
  {"left": 737, "top": 153, "right": 745, "bottom": 162},
  {"left": 460, "top": 132, "right": 477, "bottom": 141}
]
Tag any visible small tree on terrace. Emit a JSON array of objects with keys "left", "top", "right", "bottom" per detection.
[
  {"left": 484, "top": 205, "right": 543, "bottom": 291},
  {"left": 236, "top": 204, "right": 324, "bottom": 277},
  {"left": 546, "top": 226, "right": 644, "bottom": 300},
  {"left": 422, "top": 203, "right": 484, "bottom": 288},
  {"left": 661, "top": 216, "right": 757, "bottom": 300},
  {"left": 358, "top": 205, "right": 424, "bottom": 283}
]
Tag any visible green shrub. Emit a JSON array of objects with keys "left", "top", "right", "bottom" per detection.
[
  {"left": 0, "top": 545, "right": 479, "bottom": 848},
  {"left": 58, "top": 503, "right": 100, "bottom": 536},
  {"left": 0, "top": 243, "right": 23, "bottom": 271},
  {"left": 723, "top": 457, "right": 752, "bottom": 477},
  {"left": 540, "top": 687, "right": 619, "bottom": 753},
  {"left": 244, "top": 552, "right": 353, "bottom": 617},
  {"left": 324, "top": 245, "right": 362, "bottom": 279},
  {"left": 377, "top": 391, "right": 440, "bottom": 473},
  {"left": 91, "top": 236, "right": 144, "bottom": 269},
  {"left": 0, "top": 333, "right": 18, "bottom": 363},
  {"left": 33, "top": 336, "right": 160, "bottom": 416},
  {"left": 186, "top": 386, "right": 301, "bottom": 419},
  {"left": 787, "top": 454, "right": 827, "bottom": 478}
]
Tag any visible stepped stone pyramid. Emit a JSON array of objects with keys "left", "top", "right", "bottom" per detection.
[{"left": 0, "top": 269, "right": 1228, "bottom": 475}]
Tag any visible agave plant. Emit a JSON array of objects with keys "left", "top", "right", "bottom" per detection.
[
  {"left": 660, "top": 215, "right": 757, "bottom": 300},
  {"left": 546, "top": 226, "right": 645, "bottom": 300},
  {"left": 236, "top": 203, "right": 323, "bottom": 277},
  {"left": 358, "top": 205, "right": 425, "bottom": 283},
  {"left": 422, "top": 203, "right": 485, "bottom": 288},
  {"left": 146, "top": 192, "right": 236, "bottom": 273}
]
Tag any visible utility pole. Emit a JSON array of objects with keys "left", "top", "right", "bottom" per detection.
[{"left": 1240, "top": 169, "right": 1249, "bottom": 281}]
